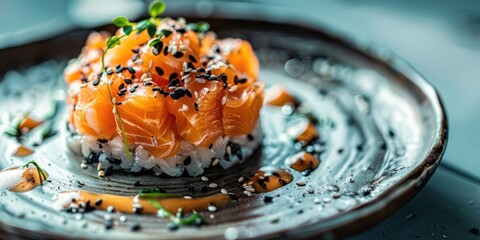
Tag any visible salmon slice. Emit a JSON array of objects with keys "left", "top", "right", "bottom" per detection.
[
  {"left": 116, "top": 83, "right": 179, "bottom": 158},
  {"left": 104, "top": 29, "right": 150, "bottom": 69},
  {"left": 218, "top": 39, "right": 259, "bottom": 80},
  {"left": 223, "top": 83, "right": 264, "bottom": 136},
  {"left": 73, "top": 77, "right": 119, "bottom": 140},
  {"left": 140, "top": 31, "right": 202, "bottom": 88},
  {"left": 166, "top": 73, "right": 224, "bottom": 147}
]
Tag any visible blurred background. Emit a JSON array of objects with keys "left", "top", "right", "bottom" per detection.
[{"left": 1, "top": 0, "right": 479, "bottom": 239}]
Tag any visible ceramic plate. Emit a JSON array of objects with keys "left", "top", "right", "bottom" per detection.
[{"left": 0, "top": 14, "right": 447, "bottom": 239}]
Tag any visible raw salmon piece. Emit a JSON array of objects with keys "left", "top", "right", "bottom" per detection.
[
  {"left": 104, "top": 29, "right": 150, "bottom": 69},
  {"left": 73, "top": 77, "right": 119, "bottom": 140},
  {"left": 140, "top": 31, "right": 202, "bottom": 88},
  {"left": 166, "top": 73, "right": 224, "bottom": 147},
  {"left": 217, "top": 39, "right": 259, "bottom": 80},
  {"left": 223, "top": 83, "right": 264, "bottom": 136},
  {"left": 117, "top": 84, "right": 179, "bottom": 158}
]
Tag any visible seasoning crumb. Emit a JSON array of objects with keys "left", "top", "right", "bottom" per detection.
[
  {"left": 264, "top": 196, "right": 274, "bottom": 203},
  {"left": 296, "top": 181, "right": 306, "bottom": 186}
]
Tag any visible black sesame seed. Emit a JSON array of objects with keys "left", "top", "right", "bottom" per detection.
[
  {"left": 169, "top": 73, "right": 179, "bottom": 80},
  {"left": 163, "top": 46, "right": 169, "bottom": 56},
  {"left": 279, "top": 179, "right": 288, "bottom": 186},
  {"left": 95, "top": 199, "right": 103, "bottom": 206},
  {"left": 98, "top": 139, "right": 108, "bottom": 143},
  {"left": 169, "top": 91, "right": 180, "bottom": 100},
  {"left": 106, "top": 69, "right": 114, "bottom": 75},
  {"left": 471, "top": 227, "right": 479, "bottom": 236},
  {"left": 228, "top": 193, "right": 239, "bottom": 200},
  {"left": 247, "top": 134, "right": 254, "bottom": 141},
  {"left": 144, "top": 82, "right": 153, "bottom": 86},
  {"left": 105, "top": 221, "right": 113, "bottom": 230},
  {"left": 104, "top": 166, "right": 113, "bottom": 176},
  {"left": 127, "top": 66, "right": 136, "bottom": 74},
  {"left": 132, "top": 54, "right": 138, "bottom": 62},
  {"left": 176, "top": 27, "right": 186, "bottom": 33},
  {"left": 124, "top": 78, "right": 133, "bottom": 84},
  {"left": 92, "top": 78, "right": 100, "bottom": 86},
  {"left": 131, "top": 49, "right": 139, "bottom": 54},
  {"left": 388, "top": 129, "right": 395, "bottom": 137},
  {"left": 134, "top": 181, "right": 141, "bottom": 187},
  {"left": 173, "top": 52, "right": 184, "bottom": 58},
  {"left": 167, "top": 223, "right": 179, "bottom": 231},
  {"left": 130, "top": 222, "right": 141, "bottom": 232},
  {"left": 155, "top": 67, "right": 164, "bottom": 76},
  {"left": 337, "top": 148, "right": 344, "bottom": 154},
  {"left": 197, "top": 67, "right": 205, "bottom": 73},
  {"left": 115, "top": 66, "right": 124, "bottom": 74},
  {"left": 185, "top": 89, "right": 192, "bottom": 98},
  {"left": 174, "top": 89, "right": 185, "bottom": 98},
  {"left": 133, "top": 206, "right": 143, "bottom": 214},
  {"left": 208, "top": 143, "right": 213, "bottom": 149},
  {"left": 188, "top": 55, "right": 197, "bottom": 63},
  {"left": 118, "top": 83, "right": 125, "bottom": 91},
  {"left": 194, "top": 102, "right": 199, "bottom": 111},
  {"left": 220, "top": 73, "right": 227, "bottom": 82},
  {"left": 238, "top": 77, "right": 248, "bottom": 84},
  {"left": 130, "top": 85, "right": 138, "bottom": 93},
  {"left": 183, "top": 156, "right": 192, "bottom": 166},
  {"left": 187, "top": 62, "right": 195, "bottom": 69}
]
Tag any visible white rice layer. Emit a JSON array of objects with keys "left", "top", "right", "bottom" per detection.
[{"left": 66, "top": 124, "right": 262, "bottom": 177}]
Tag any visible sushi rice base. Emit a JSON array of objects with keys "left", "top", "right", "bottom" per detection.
[{"left": 66, "top": 123, "right": 261, "bottom": 177}]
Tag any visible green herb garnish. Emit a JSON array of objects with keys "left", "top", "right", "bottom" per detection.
[
  {"left": 187, "top": 21, "right": 210, "bottom": 34},
  {"left": 138, "top": 187, "right": 206, "bottom": 225},
  {"left": 4, "top": 108, "right": 33, "bottom": 137},
  {"left": 23, "top": 160, "right": 47, "bottom": 186}
]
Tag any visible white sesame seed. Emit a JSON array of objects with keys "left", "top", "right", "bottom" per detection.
[
  {"left": 152, "top": 48, "right": 159, "bottom": 55},
  {"left": 195, "top": 78, "right": 206, "bottom": 84},
  {"left": 143, "top": 77, "right": 152, "bottom": 82},
  {"left": 183, "top": 196, "right": 192, "bottom": 199},
  {"left": 179, "top": 104, "right": 189, "bottom": 112},
  {"left": 243, "top": 191, "right": 252, "bottom": 197},
  {"left": 134, "top": 59, "right": 144, "bottom": 65},
  {"left": 245, "top": 187, "right": 255, "bottom": 193},
  {"left": 209, "top": 183, "right": 218, "bottom": 188},
  {"left": 112, "top": 108, "right": 117, "bottom": 114},
  {"left": 221, "top": 189, "right": 228, "bottom": 194},
  {"left": 98, "top": 170, "right": 105, "bottom": 178},
  {"left": 314, "top": 198, "right": 321, "bottom": 204},
  {"left": 154, "top": 91, "right": 159, "bottom": 98},
  {"left": 119, "top": 215, "right": 128, "bottom": 222},
  {"left": 212, "top": 158, "right": 219, "bottom": 166},
  {"left": 194, "top": 91, "right": 199, "bottom": 99},
  {"left": 222, "top": 96, "right": 227, "bottom": 105},
  {"left": 108, "top": 80, "right": 113, "bottom": 85},
  {"left": 140, "top": 73, "right": 147, "bottom": 81},
  {"left": 149, "top": 60, "right": 153, "bottom": 69},
  {"left": 201, "top": 176, "right": 209, "bottom": 182},
  {"left": 229, "top": 85, "right": 238, "bottom": 92},
  {"left": 111, "top": 97, "right": 116, "bottom": 104},
  {"left": 80, "top": 162, "right": 88, "bottom": 169},
  {"left": 97, "top": 162, "right": 103, "bottom": 171},
  {"left": 296, "top": 181, "right": 306, "bottom": 186},
  {"left": 238, "top": 177, "right": 244, "bottom": 182},
  {"left": 208, "top": 205, "right": 217, "bottom": 212}
]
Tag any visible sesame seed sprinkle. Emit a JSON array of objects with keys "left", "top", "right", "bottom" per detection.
[
  {"left": 209, "top": 183, "right": 218, "bottom": 188},
  {"left": 201, "top": 176, "right": 209, "bottom": 182},
  {"left": 222, "top": 96, "right": 227, "bottom": 105}
]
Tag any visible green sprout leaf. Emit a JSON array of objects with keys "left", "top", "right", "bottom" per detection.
[
  {"left": 23, "top": 160, "right": 47, "bottom": 186},
  {"left": 106, "top": 36, "right": 121, "bottom": 49},
  {"left": 149, "top": 0, "right": 166, "bottom": 18},
  {"left": 147, "top": 23, "right": 157, "bottom": 38},
  {"left": 123, "top": 25, "right": 133, "bottom": 35},
  {"left": 187, "top": 21, "right": 210, "bottom": 34},
  {"left": 136, "top": 20, "right": 150, "bottom": 34},
  {"left": 149, "top": 38, "right": 160, "bottom": 47},
  {"left": 157, "top": 29, "right": 172, "bottom": 38},
  {"left": 112, "top": 16, "right": 131, "bottom": 27}
]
